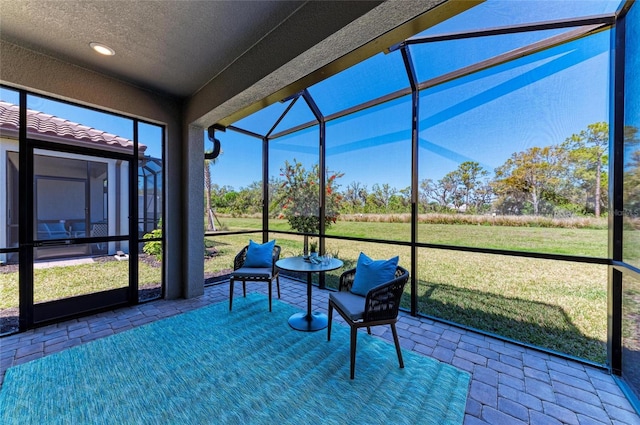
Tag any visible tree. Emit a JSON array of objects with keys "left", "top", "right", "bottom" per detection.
[
  {"left": 562, "top": 122, "right": 608, "bottom": 217},
  {"left": 396, "top": 186, "right": 412, "bottom": 212},
  {"left": 472, "top": 180, "right": 494, "bottom": 213},
  {"left": 231, "top": 182, "right": 263, "bottom": 215},
  {"left": 623, "top": 127, "right": 640, "bottom": 218},
  {"left": 272, "top": 159, "right": 343, "bottom": 249},
  {"left": 449, "top": 161, "right": 490, "bottom": 213},
  {"left": 343, "top": 181, "right": 368, "bottom": 213},
  {"left": 493, "top": 146, "right": 564, "bottom": 215},
  {"left": 370, "top": 183, "right": 397, "bottom": 209},
  {"left": 418, "top": 178, "right": 435, "bottom": 212},
  {"left": 204, "top": 156, "right": 217, "bottom": 231},
  {"left": 433, "top": 173, "right": 459, "bottom": 210}
]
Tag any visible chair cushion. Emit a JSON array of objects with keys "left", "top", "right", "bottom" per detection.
[
  {"left": 37, "top": 223, "right": 50, "bottom": 239},
  {"left": 350, "top": 252, "right": 399, "bottom": 297},
  {"left": 243, "top": 239, "right": 275, "bottom": 268},
  {"left": 232, "top": 267, "right": 272, "bottom": 279},
  {"left": 43, "top": 222, "right": 70, "bottom": 239},
  {"left": 330, "top": 291, "right": 366, "bottom": 321}
]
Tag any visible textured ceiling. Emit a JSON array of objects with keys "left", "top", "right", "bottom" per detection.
[
  {"left": 0, "top": 0, "right": 458, "bottom": 126},
  {"left": 0, "top": 0, "right": 382, "bottom": 99}
]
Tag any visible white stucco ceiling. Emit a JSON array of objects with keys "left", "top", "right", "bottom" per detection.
[
  {"left": 0, "top": 0, "right": 454, "bottom": 126},
  {"left": 0, "top": 1, "right": 384, "bottom": 98}
]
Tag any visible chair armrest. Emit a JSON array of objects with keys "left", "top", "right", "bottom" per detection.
[
  {"left": 271, "top": 245, "right": 281, "bottom": 275},
  {"left": 363, "top": 267, "right": 409, "bottom": 322},
  {"left": 233, "top": 247, "right": 248, "bottom": 271},
  {"left": 338, "top": 268, "right": 357, "bottom": 292}
]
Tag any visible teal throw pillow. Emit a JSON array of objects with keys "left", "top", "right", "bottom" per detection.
[
  {"left": 243, "top": 239, "right": 276, "bottom": 268},
  {"left": 350, "top": 252, "right": 399, "bottom": 296}
]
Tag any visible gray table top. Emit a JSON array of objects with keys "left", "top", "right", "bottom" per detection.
[{"left": 275, "top": 256, "right": 343, "bottom": 273}]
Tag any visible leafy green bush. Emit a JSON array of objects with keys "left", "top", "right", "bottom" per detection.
[{"left": 142, "top": 228, "right": 163, "bottom": 261}]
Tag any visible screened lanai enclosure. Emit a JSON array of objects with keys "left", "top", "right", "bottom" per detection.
[
  {"left": 201, "top": 0, "right": 640, "bottom": 410},
  {"left": 1, "top": 0, "right": 639, "bottom": 415}
]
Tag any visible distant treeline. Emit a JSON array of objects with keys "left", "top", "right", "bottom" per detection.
[{"left": 206, "top": 123, "right": 640, "bottom": 225}]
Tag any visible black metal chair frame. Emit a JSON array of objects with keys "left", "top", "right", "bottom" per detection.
[
  {"left": 229, "top": 244, "right": 281, "bottom": 312},
  {"left": 327, "top": 265, "right": 409, "bottom": 379}
]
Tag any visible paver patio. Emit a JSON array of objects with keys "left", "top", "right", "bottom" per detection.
[{"left": 1, "top": 276, "right": 639, "bottom": 425}]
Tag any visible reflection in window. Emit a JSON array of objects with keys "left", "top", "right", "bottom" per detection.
[
  {"left": 621, "top": 0, "right": 640, "bottom": 406},
  {"left": 3, "top": 152, "right": 19, "bottom": 252},
  {"left": 1, "top": 88, "right": 21, "bottom": 254},
  {"left": 31, "top": 152, "right": 121, "bottom": 260},
  {"left": 137, "top": 121, "right": 164, "bottom": 302},
  {"left": 138, "top": 122, "right": 163, "bottom": 236}
]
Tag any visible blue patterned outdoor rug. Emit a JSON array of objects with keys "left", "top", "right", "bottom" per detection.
[{"left": 0, "top": 294, "right": 470, "bottom": 424}]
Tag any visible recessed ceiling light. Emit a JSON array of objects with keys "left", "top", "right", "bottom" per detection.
[{"left": 89, "top": 42, "right": 115, "bottom": 56}]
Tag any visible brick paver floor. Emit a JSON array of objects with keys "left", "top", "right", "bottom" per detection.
[{"left": 1, "top": 277, "right": 639, "bottom": 424}]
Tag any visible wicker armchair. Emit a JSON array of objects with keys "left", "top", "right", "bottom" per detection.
[
  {"left": 229, "top": 244, "right": 281, "bottom": 312},
  {"left": 327, "top": 265, "right": 409, "bottom": 379}
]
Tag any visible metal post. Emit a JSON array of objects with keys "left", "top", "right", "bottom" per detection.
[{"left": 401, "top": 46, "right": 420, "bottom": 316}]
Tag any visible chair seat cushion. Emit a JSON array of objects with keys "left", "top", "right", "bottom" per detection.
[
  {"left": 232, "top": 267, "right": 272, "bottom": 279},
  {"left": 350, "top": 252, "right": 399, "bottom": 296},
  {"left": 330, "top": 291, "right": 365, "bottom": 321}
]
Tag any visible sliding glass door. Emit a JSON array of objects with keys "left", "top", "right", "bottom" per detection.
[{"left": 28, "top": 146, "right": 133, "bottom": 324}]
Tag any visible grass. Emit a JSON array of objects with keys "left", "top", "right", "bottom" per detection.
[
  {"left": 413, "top": 249, "right": 607, "bottom": 362},
  {"left": 0, "top": 258, "right": 162, "bottom": 307},
  {"left": 266, "top": 214, "right": 608, "bottom": 256},
  {"left": 0, "top": 216, "right": 610, "bottom": 363},
  {"left": 218, "top": 217, "right": 609, "bottom": 363}
]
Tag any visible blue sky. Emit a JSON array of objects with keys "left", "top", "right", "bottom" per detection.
[
  {"left": 0, "top": 89, "right": 163, "bottom": 159},
  {"left": 212, "top": 1, "right": 618, "bottom": 191}
]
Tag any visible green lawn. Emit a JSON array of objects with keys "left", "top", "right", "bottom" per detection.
[
  {"left": 1, "top": 217, "right": 609, "bottom": 363},
  {"left": 271, "top": 218, "right": 608, "bottom": 257},
  {"left": 222, "top": 217, "right": 609, "bottom": 363},
  {"left": 0, "top": 258, "right": 162, "bottom": 307}
]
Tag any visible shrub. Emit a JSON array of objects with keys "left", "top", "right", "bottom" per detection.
[
  {"left": 337, "top": 213, "right": 606, "bottom": 229},
  {"left": 142, "top": 228, "right": 163, "bottom": 261}
]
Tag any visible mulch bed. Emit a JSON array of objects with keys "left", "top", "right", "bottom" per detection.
[
  {"left": 0, "top": 308, "right": 18, "bottom": 336},
  {"left": 0, "top": 263, "right": 18, "bottom": 274}
]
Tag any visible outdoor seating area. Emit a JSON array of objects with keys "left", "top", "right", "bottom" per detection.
[{"left": 1, "top": 276, "right": 638, "bottom": 424}]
